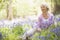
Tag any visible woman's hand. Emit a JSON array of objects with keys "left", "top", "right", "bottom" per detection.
[{"left": 36, "top": 28, "right": 41, "bottom": 32}]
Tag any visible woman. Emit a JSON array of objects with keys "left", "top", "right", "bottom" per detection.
[
  {"left": 36, "top": 3, "right": 54, "bottom": 30},
  {"left": 22, "top": 3, "right": 54, "bottom": 40}
]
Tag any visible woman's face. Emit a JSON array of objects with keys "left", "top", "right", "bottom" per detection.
[{"left": 41, "top": 5, "right": 48, "bottom": 13}]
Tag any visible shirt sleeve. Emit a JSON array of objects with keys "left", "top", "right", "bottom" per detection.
[
  {"left": 35, "top": 15, "right": 42, "bottom": 28},
  {"left": 49, "top": 13, "right": 54, "bottom": 26}
]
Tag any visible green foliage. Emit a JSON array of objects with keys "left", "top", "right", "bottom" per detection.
[
  {"left": 0, "top": 24, "right": 59, "bottom": 40},
  {"left": 57, "top": 21, "right": 60, "bottom": 26},
  {"left": 31, "top": 24, "right": 58, "bottom": 40},
  {"left": 0, "top": 27, "right": 10, "bottom": 35},
  {"left": 0, "top": 25, "right": 24, "bottom": 40},
  {"left": 0, "top": 27, "right": 11, "bottom": 40},
  {"left": 12, "top": 25, "right": 24, "bottom": 36}
]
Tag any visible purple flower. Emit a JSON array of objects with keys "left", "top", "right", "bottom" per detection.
[{"left": 51, "top": 27, "right": 60, "bottom": 37}]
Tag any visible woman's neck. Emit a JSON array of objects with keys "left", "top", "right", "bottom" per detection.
[
  {"left": 42, "top": 12, "right": 48, "bottom": 14},
  {"left": 42, "top": 12, "right": 49, "bottom": 19},
  {"left": 42, "top": 12, "right": 48, "bottom": 15}
]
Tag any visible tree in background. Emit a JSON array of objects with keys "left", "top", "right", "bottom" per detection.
[
  {"left": 6, "top": 0, "right": 13, "bottom": 20},
  {"left": 54, "top": 0, "right": 60, "bottom": 15},
  {"left": 0, "top": 0, "right": 16, "bottom": 20}
]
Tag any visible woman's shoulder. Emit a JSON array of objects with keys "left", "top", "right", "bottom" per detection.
[
  {"left": 38, "top": 13, "right": 42, "bottom": 17},
  {"left": 48, "top": 12, "right": 54, "bottom": 17},
  {"left": 38, "top": 14, "right": 43, "bottom": 19},
  {"left": 37, "top": 14, "right": 43, "bottom": 22}
]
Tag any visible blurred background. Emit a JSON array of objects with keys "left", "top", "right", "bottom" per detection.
[{"left": 0, "top": 0, "right": 60, "bottom": 20}]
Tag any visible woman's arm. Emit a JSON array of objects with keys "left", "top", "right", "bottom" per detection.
[
  {"left": 35, "top": 16, "right": 42, "bottom": 31},
  {"left": 49, "top": 13, "right": 54, "bottom": 26}
]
